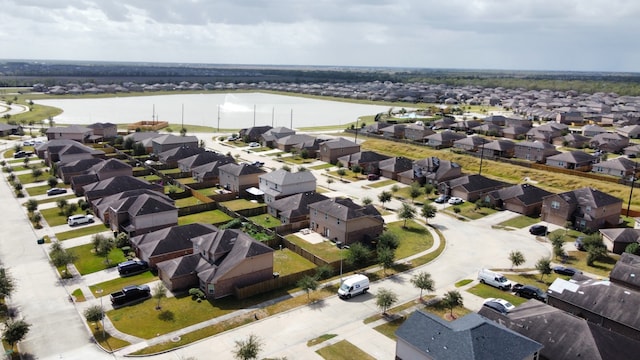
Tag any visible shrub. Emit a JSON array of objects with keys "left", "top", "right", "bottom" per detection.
[{"left": 189, "top": 288, "right": 206, "bottom": 300}]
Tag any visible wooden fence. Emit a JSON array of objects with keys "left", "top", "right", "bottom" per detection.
[{"left": 234, "top": 268, "right": 317, "bottom": 299}]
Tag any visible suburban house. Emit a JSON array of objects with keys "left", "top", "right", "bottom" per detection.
[
  {"left": 260, "top": 126, "right": 295, "bottom": 147},
  {"left": 485, "top": 183, "right": 553, "bottom": 216},
  {"left": 308, "top": 197, "right": 384, "bottom": 245},
  {"left": 158, "top": 146, "right": 205, "bottom": 167},
  {"left": 292, "top": 137, "right": 326, "bottom": 158},
  {"left": 526, "top": 123, "right": 567, "bottom": 142},
  {"left": 541, "top": 187, "right": 622, "bottom": 232},
  {"left": 452, "top": 136, "right": 490, "bottom": 152},
  {"left": 337, "top": 151, "right": 390, "bottom": 173},
  {"left": 104, "top": 191, "right": 178, "bottom": 236},
  {"left": 45, "top": 125, "right": 93, "bottom": 142},
  {"left": 191, "top": 157, "right": 238, "bottom": 184},
  {"left": 131, "top": 223, "right": 218, "bottom": 268},
  {"left": 483, "top": 115, "right": 508, "bottom": 126},
  {"left": 403, "top": 123, "right": 435, "bottom": 142},
  {"left": 58, "top": 158, "right": 104, "bottom": 183},
  {"left": 582, "top": 124, "right": 608, "bottom": 137},
  {"left": 472, "top": 123, "right": 503, "bottom": 136},
  {"left": 318, "top": 137, "right": 360, "bottom": 163},
  {"left": 35, "top": 139, "right": 105, "bottom": 166},
  {"left": 157, "top": 228, "right": 274, "bottom": 299},
  {"left": 258, "top": 169, "right": 317, "bottom": 203},
  {"left": 556, "top": 111, "right": 585, "bottom": 125},
  {"left": 398, "top": 157, "right": 462, "bottom": 186},
  {"left": 87, "top": 122, "right": 118, "bottom": 141},
  {"left": 218, "top": 163, "right": 266, "bottom": 193},
  {"left": 553, "top": 133, "right": 591, "bottom": 148},
  {"left": 590, "top": 133, "right": 630, "bottom": 153},
  {"left": 267, "top": 192, "right": 328, "bottom": 224},
  {"left": 440, "top": 174, "right": 508, "bottom": 202},
  {"left": 395, "top": 311, "right": 542, "bottom": 360},
  {"left": 545, "top": 151, "right": 597, "bottom": 171},
  {"left": 479, "top": 299, "right": 640, "bottom": 360},
  {"left": 377, "top": 157, "right": 413, "bottom": 180},
  {"left": 480, "top": 139, "right": 516, "bottom": 159},
  {"left": 151, "top": 134, "right": 199, "bottom": 155},
  {"left": 609, "top": 253, "right": 640, "bottom": 291},
  {"left": 547, "top": 277, "right": 640, "bottom": 341},
  {"left": 83, "top": 175, "right": 163, "bottom": 201},
  {"left": 599, "top": 228, "right": 640, "bottom": 254},
  {"left": 502, "top": 126, "right": 530, "bottom": 140},
  {"left": 275, "top": 134, "right": 316, "bottom": 152},
  {"left": 239, "top": 125, "right": 272, "bottom": 142},
  {"left": 616, "top": 125, "right": 640, "bottom": 139},
  {"left": 178, "top": 151, "right": 233, "bottom": 173},
  {"left": 123, "top": 131, "right": 162, "bottom": 151},
  {"left": 69, "top": 158, "right": 133, "bottom": 194},
  {"left": 624, "top": 144, "right": 640, "bottom": 157},
  {"left": 0, "top": 123, "right": 19, "bottom": 136},
  {"left": 591, "top": 157, "right": 638, "bottom": 178},
  {"left": 425, "top": 130, "right": 466, "bottom": 149},
  {"left": 514, "top": 141, "right": 560, "bottom": 162},
  {"left": 363, "top": 121, "right": 391, "bottom": 135},
  {"left": 380, "top": 124, "right": 407, "bottom": 139}
]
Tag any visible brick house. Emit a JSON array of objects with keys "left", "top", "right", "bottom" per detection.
[
  {"left": 308, "top": 197, "right": 384, "bottom": 245},
  {"left": 541, "top": 187, "right": 622, "bottom": 231},
  {"left": 318, "top": 137, "right": 360, "bottom": 164}
]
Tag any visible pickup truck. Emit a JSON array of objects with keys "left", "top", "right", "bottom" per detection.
[{"left": 110, "top": 285, "right": 151, "bottom": 306}]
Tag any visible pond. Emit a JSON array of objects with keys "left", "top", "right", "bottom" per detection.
[{"left": 35, "top": 92, "right": 396, "bottom": 129}]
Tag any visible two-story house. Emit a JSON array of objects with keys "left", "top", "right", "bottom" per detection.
[
  {"left": 45, "top": 125, "right": 94, "bottom": 142},
  {"left": 541, "top": 187, "right": 622, "bottom": 231},
  {"left": 218, "top": 163, "right": 266, "bottom": 193},
  {"left": 514, "top": 141, "right": 560, "bottom": 162},
  {"left": 318, "top": 137, "right": 360, "bottom": 164},
  {"left": 308, "top": 197, "right": 383, "bottom": 245},
  {"left": 258, "top": 169, "right": 317, "bottom": 203}
]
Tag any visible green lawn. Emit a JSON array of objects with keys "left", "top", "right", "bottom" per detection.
[
  {"left": 316, "top": 340, "right": 375, "bottom": 360},
  {"left": 70, "top": 243, "right": 128, "bottom": 275},
  {"left": 454, "top": 202, "right": 499, "bottom": 220},
  {"left": 467, "top": 283, "right": 527, "bottom": 306},
  {"left": 273, "top": 248, "right": 316, "bottom": 276},
  {"left": 40, "top": 207, "right": 85, "bottom": 226},
  {"left": 192, "top": 187, "right": 221, "bottom": 196},
  {"left": 327, "top": 169, "right": 364, "bottom": 182},
  {"left": 249, "top": 146, "right": 271, "bottom": 152},
  {"left": 140, "top": 174, "right": 162, "bottom": 182},
  {"left": 89, "top": 271, "right": 157, "bottom": 296},
  {"left": 247, "top": 213, "right": 282, "bottom": 228},
  {"left": 309, "top": 163, "right": 333, "bottom": 170},
  {"left": 368, "top": 179, "right": 397, "bottom": 188},
  {"left": 285, "top": 234, "right": 342, "bottom": 262},
  {"left": 174, "top": 197, "right": 205, "bottom": 208},
  {"left": 308, "top": 334, "right": 338, "bottom": 347},
  {"left": 176, "top": 177, "right": 198, "bottom": 185},
  {"left": 497, "top": 215, "right": 541, "bottom": 229},
  {"left": 394, "top": 186, "right": 431, "bottom": 203},
  {"left": 17, "top": 173, "right": 48, "bottom": 185},
  {"left": 56, "top": 224, "right": 108, "bottom": 241},
  {"left": 10, "top": 163, "right": 46, "bottom": 172},
  {"left": 25, "top": 184, "right": 56, "bottom": 196},
  {"left": 561, "top": 251, "right": 619, "bottom": 278},
  {"left": 221, "top": 199, "right": 265, "bottom": 211},
  {"left": 374, "top": 317, "right": 406, "bottom": 340},
  {"left": 177, "top": 210, "right": 233, "bottom": 226},
  {"left": 386, "top": 220, "right": 434, "bottom": 259},
  {"left": 282, "top": 155, "right": 316, "bottom": 165},
  {"left": 29, "top": 193, "right": 76, "bottom": 205}
]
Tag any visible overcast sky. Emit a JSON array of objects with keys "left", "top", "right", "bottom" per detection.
[{"left": 2, "top": 0, "right": 639, "bottom": 72}]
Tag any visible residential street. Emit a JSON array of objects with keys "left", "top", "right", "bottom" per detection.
[{"left": 0, "top": 135, "right": 552, "bottom": 360}]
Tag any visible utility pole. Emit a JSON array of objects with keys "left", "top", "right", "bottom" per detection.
[
  {"left": 272, "top": 107, "right": 274, "bottom": 127},
  {"left": 217, "top": 105, "right": 220, "bottom": 132},
  {"left": 290, "top": 108, "right": 293, "bottom": 129},
  {"left": 479, "top": 140, "right": 485, "bottom": 175},
  {"left": 354, "top": 118, "right": 359, "bottom": 143},
  {"left": 627, "top": 161, "right": 638, "bottom": 216},
  {"left": 253, "top": 104, "right": 256, "bottom": 126},
  {"left": 181, "top": 103, "right": 184, "bottom": 133}
]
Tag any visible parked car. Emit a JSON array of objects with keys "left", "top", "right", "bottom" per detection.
[
  {"left": 367, "top": 173, "right": 380, "bottom": 180},
  {"left": 575, "top": 236, "right": 585, "bottom": 251},
  {"left": 110, "top": 285, "right": 151, "bottom": 307},
  {"left": 529, "top": 225, "right": 548, "bottom": 236},
  {"left": 252, "top": 161, "right": 265, "bottom": 167},
  {"left": 478, "top": 268, "right": 513, "bottom": 290},
  {"left": 67, "top": 214, "right": 94, "bottom": 226},
  {"left": 553, "top": 266, "right": 582, "bottom": 276},
  {"left": 513, "top": 284, "right": 547, "bottom": 302},
  {"left": 13, "top": 150, "right": 33, "bottom": 158},
  {"left": 248, "top": 142, "right": 260, "bottom": 147},
  {"left": 46, "top": 188, "right": 67, "bottom": 196},
  {"left": 448, "top": 197, "right": 464, "bottom": 205},
  {"left": 483, "top": 298, "right": 515, "bottom": 314},
  {"left": 117, "top": 260, "right": 149, "bottom": 276},
  {"left": 434, "top": 195, "right": 450, "bottom": 204}
]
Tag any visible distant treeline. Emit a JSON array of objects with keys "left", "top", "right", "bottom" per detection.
[{"left": 1, "top": 60, "right": 640, "bottom": 96}]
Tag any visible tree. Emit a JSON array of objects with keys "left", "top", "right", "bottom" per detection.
[
  {"left": 362, "top": 197, "right": 372, "bottom": 206},
  {"left": 376, "top": 231, "right": 399, "bottom": 250},
  {"left": 377, "top": 246, "right": 395, "bottom": 275},
  {"left": 423, "top": 184, "right": 434, "bottom": 196},
  {"left": 337, "top": 168, "right": 346, "bottom": 179},
  {"left": 84, "top": 305, "right": 104, "bottom": 326},
  {"left": 281, "top": 165, "right": 291, "bottom": 172},
  {"left": 378, "top": 190, "right": 392, "bottom": 209},
  {"left": 314, "top": 264, "right": 333, "bottom": 280},
  {"left": 325, "top": 177, "right": 334, "bottom": 190},
  {"left": 587, "top": 246, "right": 608, "bottom": 266},
  {"left": 345, "top": 242, "right": 371, "bottom": 268},
  {"left": 508, "top": 250, "right": 525, "bottom": 269},
  {"left": 63, "top": 203, "right": 78, "bottom": 218},
  {"left": 442, "top": 290, "right": 464, "bottom": 317},
  {"left": 49, "top": 242, "right": 77, "bottom": 275},
  {"left": 398, "top": 203, "right": 416, "bottom": 228},
  {"left": 123, "top": 137, "right": 135, "bottom": 150},
  {"left": 421, "top": 203, "right": 437, "bottom": 224},
  {"left": 300, "top": 149, "right": 309, "bottom": 159},
  {"left": 56, "top": 198, "right": 68, "bottom": 214},
  {"left": 391, "top": 184, "right": 399, "bottom": 193},
  {"left": 0, "top": 268, "right": 15, "bottom": 299},
  {"left": 625, "top": 242, "right": 640, "bottom": 256},
  {"left": 535, "top": 258, "right": 552, "bottom": 281},
  {"left": 47, "top": 176, "right": 58, "bottom": 188},
  {"left": 31, "top": 167, "right": 42, "bottom": 181},
  {"left": 411, "top": 271, "right": 435, "bottom": 300},
  {"left": 26, "top": 199, "right": 38, "bottom": 213},
  {"left": 153, "top": 283, "right": 167, "bottom": 310},
  {"left": 297, "top": 275, "right": 318, "bottom": 300},
  {"left": 375, "top": 288, "right": 398, "bottom": 314},
  {"left": 94, "top": 236, "right": 115, "bottom": 265},
  {"left": 3, "top": 320, "right": 30, "bottom": 351},
  {"left": 233, "top": 334, "right": 263, "bottom": 360},
  {"left": 409, "top": 184, "right": 422, "bottom": 203}
]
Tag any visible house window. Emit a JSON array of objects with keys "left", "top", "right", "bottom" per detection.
[
  {"left": 314, "top": 209, "right": 317, "bottom": 216},
  {"left": 551, "top": 201, "right": 560, "bottom": 209},
  {"left": 325, "top": 213, "right": 328, "bottom": 220},
  {"left": 337, "top": 219, "right": 340, "bottom": 225}
]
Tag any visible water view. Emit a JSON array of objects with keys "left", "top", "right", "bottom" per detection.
[{"left": 35, "top": 93, "right": 396, "bottom": 129}]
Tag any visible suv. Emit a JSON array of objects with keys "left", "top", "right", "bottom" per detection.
[
  {"left": 513, "top": 284, "right": 547, "bottom": 302},
  {"left": 117, "top": 260, "right": 149, "bottom": 276},
  {"left": 67, "top": 214, "right": 94, "bottom": 226}
]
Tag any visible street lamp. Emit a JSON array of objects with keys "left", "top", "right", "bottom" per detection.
[{"left": 95, "top": 289, "right": 105, "bottom": 338}]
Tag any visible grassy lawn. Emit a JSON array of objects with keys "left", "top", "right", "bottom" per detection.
[
  {"left": 282, "top": 155, "right": 316, "bottom": 165},
  {"left": 174, "top": 197, "right": 205, "bottom": 208},
  {"left": 455, "top": 202, "right": 499, "bottom": 220},
  {"left": 423, "top": 301, "right": 472, "bottom": 321},
  {"left": 88, "top": 271, "right": 157, "bottom": 296},
  {"left": 221, "top": 199, "right": 265, "bottom": 211},
  {"left": 70, "top": 243, "right": 127, "bottom": 275},
  {"left": 17, "top": 173, "right": 48, "bottom": 185},
  {"left": 308, "top": 334, "right": 337, "bottom": 347},
  {"left": 285, "top": 234, "right": 342, "bottom": 262},
  {"left": 273, "top": 248, "right": 316, "bottom": 276},
  {"left": 497, "top": 215, "right": 540, "bottom": 229},
  {"left": 11, "top": 163, "right": 46, "bottom": 172},
  {"left": 386, "top": 220, "right": 434, "bottom": 259},
  {"left": 176, "top": 177, "right": 198, "bottom": 185},
  {"left": 178, "top": 210, "right": 233, "bottom": 226},
  {"left": 140, "top": 174, "right": 162, "bottom": 182},
  {"left": 467, "top": 283, "right": 527, "bottom": 306},
  {"left": 247, "top": 213, "right": 281, "bottom": 228},
  {"left": 393, "top": 185, "right": 431, "bottom": 203},
  {"left": 88, "top": 324, "right": 131, "bottom": 352},
  {"left": 316, "top": 340, "right": 375, "bottom": 360},
  {"left": 40, "top": 207, "right": 85, "bottom": 226},
  {"left": 249, "top": 146, "right": 271, "bottom": 152},
  {"left": 55, "top": 224, "right": 108, "bottom": 241},
  {"left": 368, "top": 179, "right": 397, "bottom": 188},
  {"left": 327, "top": 169, "right": 364, "bottom": 182},
  {"left": 71, "top": 288, "right": 86, "bottom": 302},
  {"left": 159, "top": 168, "right": 182, "bottom": 175},
  {"left": 193, "top": 187, "right": 222, "bottom": 196},
  {"left": 30, "top": 193, "right": 76, "bottom": 205},
  {"left": 25, "top": 183, "right": 60, "bottom": 196},
  {"left": 562, "top": 251, "right": 619, "bottom": 278},
  {"left": 267, "top": 151, "right": 285, "bottom": 157},
  {"left": 374, "top": 317, "right": 406, "bottom": 340},
  {"left": 309, "top": 163, "right": 333, "bottom": 170}
]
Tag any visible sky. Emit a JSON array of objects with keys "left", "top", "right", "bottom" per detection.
[{"left": 1, "top": 0, "right": 639, "bottom": 73}]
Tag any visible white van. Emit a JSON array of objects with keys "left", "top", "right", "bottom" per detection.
[
  {"left": 67, "top": 214, "right": 95, "bottom": 226},
  {"left": 478, "top": 268, "right": 512, "bottom": 290},
  {"left": 338, "top": 274, "right": 370, "bottom": 299}
]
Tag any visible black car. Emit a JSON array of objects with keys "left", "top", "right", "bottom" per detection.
[
  {"left": 46, "top": 188, "right": 67, "bottom": 196},
  {"left": 117, "top": 260, "right": 149, "bottom": 276},
  {"left": 13, "top": 151, "right": 33, "bottom": 158},
  {"left": 553, "top": 266, "right": 582, "bottom": 276},
  {"left": 434, "top": 195, "right": 450, "bottom": 204},
  {"left": 529, "top": 225, "right": 548, "bottom": 236},
  {"left": 513, "top": 284, "right": 547, "bottom": 302}
]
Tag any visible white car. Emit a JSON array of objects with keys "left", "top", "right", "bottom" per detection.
[
  {"left": 448, "top": 197, "right": 464, "bottom": 205},
  {"left": 483, "top": 298, "right": 515, "bottom": 313},
  {"left": 67, "top": 214, "right": 95, "bottom": 226},
  {"left": 248, "top": 142, "right": 260, "bottom": 148}
]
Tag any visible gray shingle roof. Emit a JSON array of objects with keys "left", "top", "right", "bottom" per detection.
[
  {"left": 308, "top": 197, "right": 382, "bottom": 221},
  {"left": 259, "top": 169, "right": 316, "bottom": 185}
]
